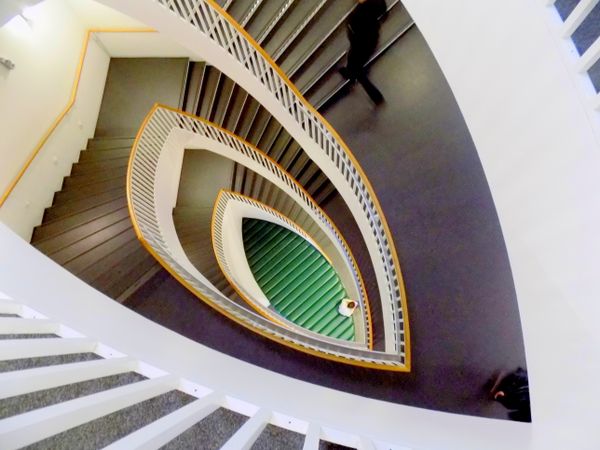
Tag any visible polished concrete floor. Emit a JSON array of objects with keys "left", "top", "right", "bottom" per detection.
[{"left": 126, "top": 26, "right": 527, "bottom": 419}]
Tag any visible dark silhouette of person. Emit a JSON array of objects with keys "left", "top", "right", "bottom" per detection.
[
  {"left": 340, "top": 0, "right": 388, "bottom": 104},
  {"left": 491, "top": 367, "right": 531, "bottom": 422}
]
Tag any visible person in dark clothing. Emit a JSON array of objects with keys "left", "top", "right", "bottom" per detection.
[
  {"left": 491, "top": 367, "right": 531, "bottom": 422},
  {"left": 340, "top": 0, "right": 388, "bottom": 104}
]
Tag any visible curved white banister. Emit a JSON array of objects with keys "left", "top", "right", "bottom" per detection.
[
  {"left": 129, "top": 105, "right": 406, "bottom": 368},
  {"left": 96, "top": 0, "right": 409, "bottom": 361},
  {"left": 211, "top": 189, "right": 368, "bottom": 347}
]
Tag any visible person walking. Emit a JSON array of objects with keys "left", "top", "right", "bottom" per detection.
[
  {"left": 490, "top": 367, "right": 531, "bottom": 422},
  {"left": 340, "top": 0, "right": 388, "bottom": 104}
]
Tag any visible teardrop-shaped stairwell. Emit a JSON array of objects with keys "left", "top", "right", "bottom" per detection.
[{"left": 242, "top": 218, "right": 355, "bottom": 341}]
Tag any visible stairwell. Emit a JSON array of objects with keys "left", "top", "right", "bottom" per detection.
[
  {"left": 30, "top": 0, "right": 408, "bottom": 315},
  {"left": 15, "top": 2, "right": 415, "bottom": 446}
]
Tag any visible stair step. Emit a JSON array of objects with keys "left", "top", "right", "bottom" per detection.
[
  {"left": 244, "top": 0, "right": 284, "bottom": 40},
  {"left": 197, "top": 66, "right": 221, "bottom": 119},
  {"left": 87, "top": 137, "right": 135, "bottom": 150},
  {"left": 264, "top": 0, "right": 324, "bottom": 57},
  {"left": 280, "top": 0, "right": 354, "bottom": 75},
  {"left": 0, "top": 353, "right": 102, "bottom": 374},
  {"left": 45, "top": 187, "right": 125, "bottom": 222},
  {"left": 313, "top": 180, "right": 337, "bottom": 205},
  {"left": 36, "top": 389, "right": 194, "bottom": 449},
  {"left": 79, "top": 147, "right": 131, "bottom": 162},
  {"left": 32, "top": 197, "right": 127, "bottom": 242},
  {"left": 37, "top": 213, "right": 131, "bottom": 262},
  {"left": 253, "top": 424, "right": 307, "bottom": 449},
  {"left": 161, "top": 407, "right": 249, "bottom": 450},
  {"left": 53, "top": 176, "right": 126, "bottom": 205},
  {"left": 277, "top": 141, "right": 303, "bottom": 170},
  {"left": 0, "top": 356, "right": 136, "bottom": 400},
  {"left": 70, "top": 156, "right": 129, "bottom": 176},
  {"left": 63, "top": 166, "right": 128, "bottom": 187},
  {"left": 0, "top": 375, "right": 178, "bottom": 449},
  {"left": 222, "top": 85, "right": 248, "bottom": 131},
  {"left": 265, "top": 128, "right": 293, "bottom": 161},
  {"left": 235, "top": 98, "right": 261, "bottom": 139},
  {"left": 242, "top": 218, "right": 352, "bottom": 340},
  {"left": 103, "top": 393, "right": 220, "bottom": 449},
  {"left": 63, "top": 228, "right": 136, "bottom": 275},
  {"left": 182, "top": 61, "right": 206, "bottom": 115},
  {"left": 256, "top": 120, "right": 282, "bottom": 154},
  {"left": 76, "top": 236, "right": 145, "bottom": 285},
  {"left": 244, "top": 107, "right": 272, "bottom": 146},
  {"left": 0, "top": 371, "right": 146, "bottom": 419},
  {"left": 212, "top": 75, "right": 236, "bottom": 126},
  {"left": 98, "top": 248, "right": 159, "bottom": 300},
  {"left": 33, "top": 207, "right": 129, "bottom": 254}
]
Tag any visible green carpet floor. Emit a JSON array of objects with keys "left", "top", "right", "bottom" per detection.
[{"left": 242, "top": 218, "right": 354, "bottom": 341}]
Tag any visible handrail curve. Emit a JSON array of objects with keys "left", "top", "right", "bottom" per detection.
[
  {"left": 127, "top": 0, "right": 410, "bottom": 367},
  {"left": 127, "top": 104, "right": 408, "bottom": 369},
  {"left": 211, "top": 189, "right": 369, "bottom": 348}
]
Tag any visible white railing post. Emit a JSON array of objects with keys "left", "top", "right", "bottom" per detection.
[
  {"left": 303, "top": 423, "right": 321, "bottom": 450},
  {"left": 221, "top": 408, "right": 271, "bottom": 450},
  {"left": 560, "top": 0, "right": 599, "bottom": 37},
  {"left": 577, "top": 36, "right": 600, "bottom": 73}
]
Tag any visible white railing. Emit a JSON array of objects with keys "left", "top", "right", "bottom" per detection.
[
  {"left": 544, "top": 0, "right": 600, "bottom": 136},
  {"left": 128, "top": 105, "right": 405, "bottom": 369},
  {"left": 0, "top": 277, "right": 383, "bottom": 448},
  {"left": 211, "top": 189, "right": 368, "bottom": 348},
  {"left": 99, "top": 0, "right": 409, "bottom": 365}
]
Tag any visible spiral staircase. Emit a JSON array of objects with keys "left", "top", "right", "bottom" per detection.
[
  {"left": 2, "top": 0, "right": 600, "bottom": 448},
  {"left": 3, "top": 0, "right": 413, "bottom": 447}
]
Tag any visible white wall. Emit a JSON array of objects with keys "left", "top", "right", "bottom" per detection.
[
  {"left": 65, "top": 0, "right": 145, "bottom": 28},
  {"left": 400, "top": 1, "right": 600, "bottom": 449},
  {"left": 0, "top": 0, "right": 110, "bottom": 240}
]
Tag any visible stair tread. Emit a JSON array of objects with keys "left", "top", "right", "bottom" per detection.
[
  {"left": 33, "top": 207, "right": 129, "bottom": 253},
  {"left": 64, "top": 228, "right": 137, "bottom": 275},
  {"left": 33, "top": 197, "right": 127, "bottom": 242},
  {"left": 41, "top": 217, "right": 132, "bottom": 264},
  {"left": 45, "top": 186, "right": 125, "bottom": 222}
]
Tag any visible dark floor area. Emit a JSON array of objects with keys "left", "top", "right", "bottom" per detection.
[{"left": 125, "top": 26, "right": 526, "bottom": 419}]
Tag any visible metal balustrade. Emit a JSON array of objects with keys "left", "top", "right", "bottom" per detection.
[
  {"left": 145, "top": 0, "right": 409, "bottom": 367},
  {"left": 128, "top": 104, "right": 406, "bottom": 369},
  {"left": 211, "top": 189, "right": 369, "bottom": 348}
]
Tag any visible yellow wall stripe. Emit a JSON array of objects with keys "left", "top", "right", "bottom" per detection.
[{"left": 0, "top": 28, "right": 155, "bottom": 208}]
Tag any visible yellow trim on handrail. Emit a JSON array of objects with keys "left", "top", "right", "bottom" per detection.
[
  {"left": 219, "top": 190, "right": 333, "bottom": 267},
  {"left": 210, "top": 189, "right": 289, "bottom": 327},
  {"left": 127, "top": 104, "right": 401, "bottom": 369},
  {"left": 0, "top": 27, "right": 155, "bottom": 208},
  {"left": 206, "top": 0, "right": 408, "bottom": 366},
  {"left": 210, "top": 189, "right": 369, "bottom": 347},
  {"left": 162, "top": 103, "right": 372, "bottom": 349}
]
